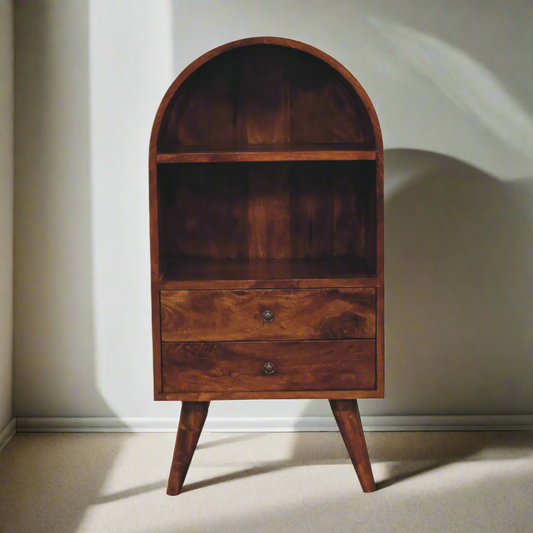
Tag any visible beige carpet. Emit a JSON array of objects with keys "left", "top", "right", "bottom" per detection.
[{"left": 1, "top": 431, "right": 532, "bottom": 533}]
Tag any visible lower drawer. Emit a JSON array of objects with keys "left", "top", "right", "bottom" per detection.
[{"left": 161, "top": 340, "right": 376, "bottom": 393}]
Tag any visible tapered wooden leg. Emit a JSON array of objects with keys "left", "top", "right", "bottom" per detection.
[
  {"left": 167, "top": 401, "right": 210, "bottom": 496},
  {"left": 329, "top": 399, "right": 376, "bottom": 493}
]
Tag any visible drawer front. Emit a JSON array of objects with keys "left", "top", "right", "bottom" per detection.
[
  {"left": 162, "top": 340, "right": 376, "bottom": 393},
  {"left": 160, "top": 288, "right": 375, "bottom": 342}
]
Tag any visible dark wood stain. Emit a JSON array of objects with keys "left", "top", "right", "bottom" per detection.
[
  {"left": 163, "top": 45, "right": 372, "bottom": 148},
  {"left": 158, "top": 161, "right": 377, "bottom": 269},
  {"left": 330, "top": 400, "right": 376, "bottom": 492},
  {"left": 162, "top": 341, "right": 376, "bottom": 393},
  {"left": 149, "top": 37, "right": 384, "bottom": 495},
  {"left": 160, "top": 288, "right": 376, "bottom": 342},
  {"left": 167, "top": 401, "right": 210, "bottom": 495}
]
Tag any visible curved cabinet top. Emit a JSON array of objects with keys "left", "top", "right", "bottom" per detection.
[{"left": 150, "top": 37, "right": 382, "bottom": 154}]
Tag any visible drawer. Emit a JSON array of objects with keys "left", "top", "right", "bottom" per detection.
[
  {"left": 161, "top": 340, "right": 376, "bottom": 393},
  {"left": 160, "top": 288, "right": 375, "bottom": 342}
]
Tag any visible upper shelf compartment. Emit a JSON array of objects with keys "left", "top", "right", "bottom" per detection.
[{"left": 155, "top": 42, "right": 378, "bottom": 157}]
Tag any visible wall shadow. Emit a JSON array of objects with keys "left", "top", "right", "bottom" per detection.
[
  {"left": 301, "top": 148, "right": 533, "bottom": 420},
  {"left": 369, "top": 148, "right": 533, "bottom": 416}
]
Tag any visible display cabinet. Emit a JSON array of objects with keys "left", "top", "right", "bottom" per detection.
[{"left": 149, "top": 37, "right": 384, "bottom": 495}]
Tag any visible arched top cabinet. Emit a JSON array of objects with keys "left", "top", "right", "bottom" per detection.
[{"left": 150, "top": 37, "right": 384, "bottom": 496}]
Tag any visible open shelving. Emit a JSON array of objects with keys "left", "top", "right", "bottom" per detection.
[{"left": 151, "top": 41, "right": 382, "bottom": 290}]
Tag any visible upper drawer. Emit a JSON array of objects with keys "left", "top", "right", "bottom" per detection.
[{"left": 160, "top": 288, "right": 375, "bottom": 342}]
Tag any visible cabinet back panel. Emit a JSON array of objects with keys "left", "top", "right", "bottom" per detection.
[
  {"left": 161, "top": 45, "right": 374, "bottom": 148},
  {"left": 159, "top": 161, "right": 375, "bottom": 265}
]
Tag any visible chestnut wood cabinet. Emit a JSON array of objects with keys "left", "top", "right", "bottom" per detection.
[{"left": 149, "top": 37, "right": 384, "bottom": 495}]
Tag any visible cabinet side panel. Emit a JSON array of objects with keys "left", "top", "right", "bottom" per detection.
[
  {"left": 150, "top": 150, "right": 163, "bottom": 396},
  {"left": 149, "top": 149, "right": 160, "bottom": 281},
  {"left": 375, "top": 151, "right": 384, "bottom": 280},
  {"left": 375, "top": 151, "right": 385, "bottom": 396},
  {"left": 152, "top": 289, "right": 163, "bottom": 396},
  {"left": 376, "top": 284, "right": 384, "bottom": 397}
]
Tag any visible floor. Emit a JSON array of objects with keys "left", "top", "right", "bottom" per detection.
[{"left": 1, "top": 431, "right": 532, "bottom": 533}]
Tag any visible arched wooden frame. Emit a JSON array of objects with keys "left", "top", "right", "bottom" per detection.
[{"left": 149, "top": 38, "right": 384, "bottom": 495}]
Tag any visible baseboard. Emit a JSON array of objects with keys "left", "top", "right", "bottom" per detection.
[
  {"left": 0, "top": 418, "right": 16, "bottom": 452},
  {"left": 16, "top": 414, "right": 533, "bottom": 433}
]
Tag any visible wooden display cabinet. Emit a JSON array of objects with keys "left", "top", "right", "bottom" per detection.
[{"left": 149, "top": 37, "right": 384, "bottom": 495}]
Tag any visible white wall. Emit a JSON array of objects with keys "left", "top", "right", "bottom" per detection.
[
  {"left": 13, "top": 0, "right": 533, "bottom": 421},
  {"left": 0, "top": 0, "right": 14, "bottom": 433},
  {"left": 13, "top": 0, "right": 114, "bottom": 417}
]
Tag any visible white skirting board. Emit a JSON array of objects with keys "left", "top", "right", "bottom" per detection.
[
  {"left": 15, "top": 415, "right": 533, "bottom": 433},
  {"left": 0, "top": 418, "right": 16, "bottom": 452}
]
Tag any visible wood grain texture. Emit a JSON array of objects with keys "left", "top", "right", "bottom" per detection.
[
  {"left": 149, "top": 37, "right": 383, "bottom": 155},
  {"left": 160, "top": 288, "right": 376, "bottom": 342},
  {"left": 155, "top": 389, "right": 383, "bottom": 401},
  {"left": 151, "top": 288, "right": 162, "bottom": 395},
  {"left": 158, "top": 161, "right": 377, "bottom": 267},
  {"left": 330, "top": 399, "right": 376, "bottom": 492},
  {"left": 163, "top": 45, "right": 371, "bottom": 148},
  {"left": 156, "top": 145, "right": 376, "bottom": 163},
  {"left": 150, "top": 37, "right": 385, "bottom": 497},
  {"left": 167, "top": 401, "right": 209, "bottom": 496},
  {"left": 247, "top": 165, "right": 291, "bottom": 259},
  {"left": 375, "top": 152, "right": 384, "bottom": 396},
  {"left": 241, "top": 45, "right": 291, "bottom": 144},
  {"left": 289, "top": 162, "right": 334, "bottom": 258},
  {"left": 334, "top": 165, "right": 371, "bottom": 259},
  {"left": 164, "top": 163, "right": 248, "bottom": 260},
  {"left": 162, "top": 341, "right": 376, "bottom": 393},
  {"left": 158, "top": 258, "right": 376, "bottom": 289}
]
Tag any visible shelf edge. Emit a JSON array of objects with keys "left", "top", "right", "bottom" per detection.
[
  {"left": 157, "top": 150, "right": 376, "bottom": 163},
  {"left": 155, "top": 278, "right": 381, "bottom": 290}
]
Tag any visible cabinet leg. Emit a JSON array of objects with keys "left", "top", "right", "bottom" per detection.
[
  {"left": 167, "top": 401, "right": 210, "bottom": 496},
  {"left": 329, "top": 399, "right": 376, "bottom": 493}
]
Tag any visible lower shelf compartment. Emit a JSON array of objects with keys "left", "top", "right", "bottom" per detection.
[
  {"left": 161, "top": 340, "right": 376, "bottom": 394},
  {"left": 158, "top": 258, "right": 377, "bottom": 289}
]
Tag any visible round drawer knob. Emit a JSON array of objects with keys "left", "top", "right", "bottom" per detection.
[
  {"left": 263, "top": 362, "right": 275, "bottom": 375},
  {"left": 262, "top": 310, "right": 275, "bottom": 323}
]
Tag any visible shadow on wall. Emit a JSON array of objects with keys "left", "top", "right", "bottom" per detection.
[
  {"left": 372, "top": 149, "right": 533, "bottom": 416},
  {"left": 299, "top": 148, "right": 533, "bottom": 419}
]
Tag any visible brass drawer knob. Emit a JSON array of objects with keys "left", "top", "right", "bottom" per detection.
[
  {"left": 263, "top": 362, "right": 275, "bottom": 375},
  {"left": 262, "top": 310, "right": 275, "bottom": 323}
]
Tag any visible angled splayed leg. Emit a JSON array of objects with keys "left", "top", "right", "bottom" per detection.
[
  {"left": 329, "top": 399, "right": 376, "bottom": 492},
  {"left": 167, "top": 401, "right": 210, "bottom": 495}
]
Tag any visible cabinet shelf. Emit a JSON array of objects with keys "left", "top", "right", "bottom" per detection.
[
  {"left": 157, "top": 143, "right": 375, "bottom": 163},
  {"left": 158, "top": 258, "right": 378, "bottom": 289}
]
